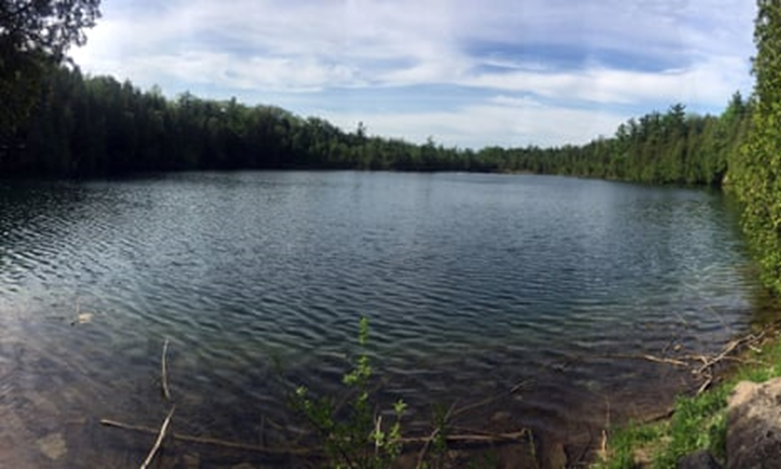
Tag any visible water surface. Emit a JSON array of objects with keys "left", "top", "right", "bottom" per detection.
[{"left": 0, "top": 171, "right": 769, "bottom": 466}]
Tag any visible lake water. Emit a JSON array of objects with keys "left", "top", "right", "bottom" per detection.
[{"left": 0, "top": 171, "right": 772, "bottom": 467}]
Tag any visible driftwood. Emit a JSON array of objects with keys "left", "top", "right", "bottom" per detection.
[
  {"left": 102, "top": 338, "right": 537, "bottom": 466},
  {"left": 402, "top": 430, "right": 530, "bottom": 446},
  {"left": 101, "top": 418, "right": 318, "bottom": 456},
  {"left": 101, "top": 417, "right": 530, "bottom": 455},
  {"left": 161, "top": 337, "right": 171, "bottom": 401},
  {"left": 139, "top": 406, "right": 175, "bottom": 469},
  {"left": 609, "top": 329, "right": 770, "bottom": 395}
]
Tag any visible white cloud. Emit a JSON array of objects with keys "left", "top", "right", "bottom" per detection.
[
  {"left": 464, "top": 55, "right": 752, "bottom": 106},
  {"left": 71, "top": 0, "right": 757, "bottom": 147},
  {"left": 321, "top": 97, "right": 629, "bottom": 149}
]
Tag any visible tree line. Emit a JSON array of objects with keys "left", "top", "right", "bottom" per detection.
[
  {"left": 1, "top": 64, "right": 752, "bottom": 186},
  {"left": 729, "top": 0, "right": 781, "bottom": 294}
]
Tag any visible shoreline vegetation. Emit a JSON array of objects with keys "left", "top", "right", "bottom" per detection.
[
  {"left": 595, "top": 325, "right": 781, "bottom": 468},
  {"left": 599, "top": 1, "right": 781, "bottom": 467},
  {"left": 5, "top": 0, "right": 781, "bottom": 467}
]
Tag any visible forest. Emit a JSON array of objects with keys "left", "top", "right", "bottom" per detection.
[
  {"left": 0, "top": 0, "right": 755, "bottom": 184},
  {"left": 0, "top": 64, "right": 752, "bottom": 186}
]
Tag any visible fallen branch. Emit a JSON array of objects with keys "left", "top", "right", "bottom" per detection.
[
  {"left": 415, "top": 401, "right": 456, "bottom": 469},
  {"left": 609, "top": 353, "right": 689, "bottom": 367},
  {"left": 402, "top": 430, "right": 530, "bottom": 446},
  {"left": 450, "top": 379, "right": 532, "bottom": 420},
  {"left": 139, "top": 406, "right": 175, "bottom": 469},
  {"left": 101, "top": 417, "right": 530, "bottom": 455},
  {"left": 101, "top": 418, "right": 317, "bottom": 456},
  {"left": 695, "top": 332, "right": 765, "bottom": 375},
  {"left": 161, "top": 337, "right": 171, "bottom": 401},
  {"left": 449, "top": 426, "right": 531, "bottom": 440},
  {"left": 696, "top": 375, "right": 713, "bottom": 395}
]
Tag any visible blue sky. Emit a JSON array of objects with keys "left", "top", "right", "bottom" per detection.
[{"left": 71, "top": 0, "right": 756, "bottom": 148}]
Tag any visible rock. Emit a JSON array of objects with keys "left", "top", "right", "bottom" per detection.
[
  {"left": 37, "top": 432, "right": 67, "bottom": 460},
  {"left": 727, "top": 379, "right": 781, "bottom": 469},
  {"left": 677, "top": 450, "right": 722, "bottom": 469}
]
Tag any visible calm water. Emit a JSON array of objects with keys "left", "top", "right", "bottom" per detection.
[{"left": 0, "top": 171, "right": 771, "bottom": 466}]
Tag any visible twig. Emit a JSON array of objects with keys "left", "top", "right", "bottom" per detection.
[
  {"left": 640, "top": 354, "right": 689, "bottom": 367},
  {"left": 598, "top": 429, "right": 608, "bottom": 461},
  {"left": 415, "top": 401, "right": 457, "bottom": 469},
  {"left": 608, "top": 353, "right": 689, "bottom": 367},
  {"left": 161, "top": 337, "right": 171, "bottom": 401},
  {"left": 139, "top": 406, "right": 175, "bottom": 469},
  {"left": 101, "top": 418, "right": 317, "bottom": 456},
  {"left": 449, "top": 426, "right": 530, "bottom": 440},
  {"left": 402, "top": 430, "right": 530, "bottom": 446},
  {"left": 374, "top": 414, "right": 382, "bottom": 457},
  {"left": 695, "top": 332, "right": 764, "bottom": 375},
  {"left": 696, "top": 375, "right": 713, "bottom": 395},
  {"left": 451, "top": 379, "right": 532, "bottom": 420}
]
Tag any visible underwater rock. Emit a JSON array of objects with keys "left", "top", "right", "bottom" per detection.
[{"left": 37, "top": 432, "right": 66, "bottom": 460}]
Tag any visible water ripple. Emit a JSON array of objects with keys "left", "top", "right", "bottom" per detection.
[{"left": 0, "top": 172, "right": 771, "bottom": 466}]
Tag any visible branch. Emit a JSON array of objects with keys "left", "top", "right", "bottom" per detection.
[
  {"left": 415, "top": 401, "right": 456, "bottom": 469},
  {"left": 161, "top": 337, "right": 171, "bottom": 401},
  {"left": 139, "top": 406, "right": 175, "bottom": 469},
  {"left": 101, "top": 418, "right": 318, "bottom": 456}
]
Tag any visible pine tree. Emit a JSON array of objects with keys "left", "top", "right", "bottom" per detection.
[{"left": 732, "top": 0, "right": 781, "bottom": 292}]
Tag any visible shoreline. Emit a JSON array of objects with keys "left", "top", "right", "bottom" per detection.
[{"left": 595, "top": 322, "right": 781, "bottom": 467}]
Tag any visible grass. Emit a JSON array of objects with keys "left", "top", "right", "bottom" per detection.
[{"left": 594, "top": 329, "right": 781, "bottom": 468}]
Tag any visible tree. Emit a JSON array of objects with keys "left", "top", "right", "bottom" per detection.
[
  {"left": 731, "top": 0, "right": 781, "bottom": 292},
  {"left": 1, "top": 0, "right": 101, "bottom": 135}
]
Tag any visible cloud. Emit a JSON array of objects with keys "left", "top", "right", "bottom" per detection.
[
  {"left": 71, "top": 0, "right": 757, "bottom": 147},
  {"left": 320, "top": 96, "right": 630, "bottom": 149},
  {"left": 464, "top": 56, "right": 752, "bottom": 107}
]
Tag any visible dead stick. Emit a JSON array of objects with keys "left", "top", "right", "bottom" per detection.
[
  {"left": 374, "top": 414, "right": 382, "bottom": 457},
  {"left": 161, "top": 337, "right": 171, "bottom": 401},
  {"left": 697, "top": 376, "right": 713, "bottom": 395},
  {"left": 415, "top": 401, "right": 457, "bottom": 469},
  {"left": 449, "top": 426, "right": 530, "bottom": 440},
  {"left": 103, "top": 417, "right": 528, "bottom": 455},
  {"left": 451, "top": 379, "right": 532, "bottom": 420},
  {"left": 140, "top": 406, "right": 175, "bottom": 469},
  {"left": 403, "top": 431, "right": 530, "bottom": 445},
  {"left": 101, "top": 418, "right": 316, "bottom": 456},
  {"left": 606, "top": 354, "right": 689, "bottom": 367},
  {"left": 640, "top": 354, "right": 689, "bottom": 367},
  {"left": 695, "top": 333, "right": 761, "bottom": 375}
]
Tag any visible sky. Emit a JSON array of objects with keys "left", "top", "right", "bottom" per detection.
[{"left": 71, "top": 0, "right": 757, "bottom": 149}]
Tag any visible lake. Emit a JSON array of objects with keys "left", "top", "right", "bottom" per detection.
[{"left": 0, "top": 171, "right": 772, "bottom": 467}]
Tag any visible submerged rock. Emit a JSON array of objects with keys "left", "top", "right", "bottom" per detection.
[
  {"left": 37, "top": 432, "right": 67, "bottom": 460},
  {"left": 727, "top": 379, "right": 781, "bottom": 468}
]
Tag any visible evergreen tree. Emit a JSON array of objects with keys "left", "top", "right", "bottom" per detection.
[{"left": 731, "top": 0, "right": 781, "bottom": 292}]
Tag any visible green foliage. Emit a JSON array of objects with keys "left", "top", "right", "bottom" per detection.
[
  {"left": 654, "top": 388, "right": 730, "bottom": 467},
  {"left": 1, "top": 65, "right": 752, "bottom": 185},
  {"left": 291, "top": 317, "right": 406, "bottom": 469},
  {"left": 728, "top": 0, "right": 781, "bottom": 294},
  {"left": 593, "top": 422, "right": 667, "bottom": 469},
  {"left": 596, "top": 337, "right": 781, "bottom": 468},
  {"left": 1, "top": 0, "right": 101, "bottom": 59},
  {"left": 0, "top": 0, "right": 101, "bottom": 137}
]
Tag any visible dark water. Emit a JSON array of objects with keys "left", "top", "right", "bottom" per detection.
[{"left": 0, "top": 171, "right": 772, "bottom": 466}]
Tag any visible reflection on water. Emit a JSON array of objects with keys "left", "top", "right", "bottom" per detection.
[{"left": 0, "top": 172, "right": 773, "bottom": 466}]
